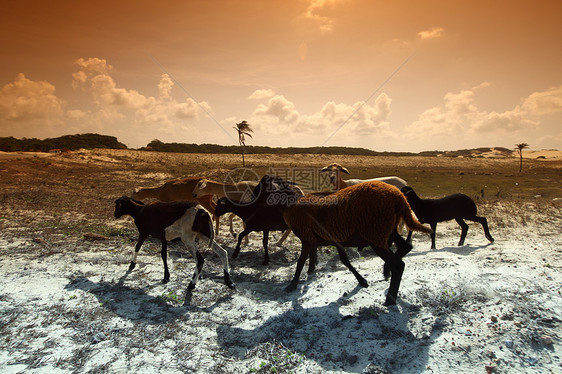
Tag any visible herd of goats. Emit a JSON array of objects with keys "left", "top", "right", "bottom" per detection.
[{"left": 114, "top": 163, "right": 494, "bottom": 306}]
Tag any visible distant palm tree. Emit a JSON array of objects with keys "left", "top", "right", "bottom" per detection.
[
  {"left": 515, "top": 143, "right": 529, "bottom": 172},
  {"left": 234, "top": 120, "right": 253, "bottom": 167}
]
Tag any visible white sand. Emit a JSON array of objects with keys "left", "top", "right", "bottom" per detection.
[{"left": 0, "top": 202, "right": 560, "bottom": 373}]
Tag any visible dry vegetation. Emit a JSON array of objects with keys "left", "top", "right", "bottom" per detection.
[{"left": 0, "top": 149, "right": 560, "bottom": 373}]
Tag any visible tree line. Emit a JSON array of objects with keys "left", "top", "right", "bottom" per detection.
[
  {"left": 142, "top": 139, "right": 412, "bottom": 156},
  {"left": 0, "top": 134, "right": 127, "bottom": 152}
]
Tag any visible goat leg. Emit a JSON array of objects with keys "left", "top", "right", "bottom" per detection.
[
  {"left": 286, "top": 243, "right": 313, "bottom": 292},
  {"left": 406, "top": 230, "right": 413, "bottom": 243},
  {"left": 307, "top": 247, "right": 318, "bottom": 274},
  {"left": 233, "top": 227, "right": 252, "bottom": 258},
  {"left": 456, "top": 218, "right": 469, "bottom": 246},
  {"left": 188, "top": 251, "right": 205, "bottom": 290},
  {"left": 473, "top": 216, "right": 494, "bottom": 243},
  {"left": 130, "top": 234, "right": 147, "bottom": 271},
  {"left": 336, "top": 246, "right": 368, "bottom": 287},
  {"left": 430, "top": 222, "right": 437, "bottom": 249},
  {"left": 384, "top": 230, "right": 412, "bottom": 280},
  {"left": 371, "top": 245, "right": 405, "bottom": 306},
  {"left": 160, "top": 240, "right": 170, "bottom": 283},
  {"left": 275, "top": 229, "right": 291, "bottom": 246},
  {"left": 262, "top": 231, "right": 269, "bottom": 265}
]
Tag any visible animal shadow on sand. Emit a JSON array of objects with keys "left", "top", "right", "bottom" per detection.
[
  {"left": 407, "top": 241, "right": 494, "bottom": 258},
  {"left": 216, "top": 285, "right": 445, "bottom": 373},
  {"left": 64, "top": 269, "right": 232, "bottom": 324}
]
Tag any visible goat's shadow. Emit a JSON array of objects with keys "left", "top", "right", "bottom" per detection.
[
  {"left": 407, "top": 242, "right": 494, "bottom": 258},
  {"left": 64, "top": 269, "right": 231, "bottom": 324},
  {"left": 216, "top": 285, "right": 444, "bottom": 373}
]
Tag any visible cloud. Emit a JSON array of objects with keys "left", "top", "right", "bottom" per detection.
[
  {"left": 89, "top": 74, "right": 148, "bottom": 108},
  {"left": 405, "top": 84, "right": 543, "bottom": 148},
  {"left": 249, "top": 92, "right": 392, "bottom": 145},
  {"left": 72, "top": 59, "right": 207, "bottom": 126},
  {"left": 0, "top": 73, "right": 65, "bottom": 123},
  {"left": 0, "top": 58, "right": 214, "bottom": 145},
  {"left": 521, "top": 85, "right": 562, "bottom": 116},
  {"left": 253, "top": 95, "right": 300, "bottom": 123},
  {"left": 303, "top": 0, "right": 338, "bottom": 32},
  {"left": 248, "top": 89, "right": 275, "bottom": 100},
  {"left": 74, "top": 57, "right": 112, "bottom": 75},
  {"left": 158, "top": 74, "right": 174, "bottom": 100},
  {"left": 418, "top": 27, "right": 445, "bottom": 40}
]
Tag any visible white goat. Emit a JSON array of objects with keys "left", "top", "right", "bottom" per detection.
[{"left": 320, "top": 163, "right": 408, "bottom": 190}]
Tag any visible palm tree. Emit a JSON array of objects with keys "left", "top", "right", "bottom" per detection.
[
  {"left": 515, "top": 143, "right": 529, "bottom": 172},
  {"left": 234, "top": 120, "right": 253, "bottom": 167}
]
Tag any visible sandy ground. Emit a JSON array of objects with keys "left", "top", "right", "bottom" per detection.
[
  {"left": 521, "top": 150, "right": 562, "bottom": 160},
  {"left": 0, "top": 151, "right": 53, "bottom": 160},
  {"left": 1, "top": 206, "right": 561, "bottom": 374},
  {"left": 0, "top": 150, "right": 560, "bottom": 373}
]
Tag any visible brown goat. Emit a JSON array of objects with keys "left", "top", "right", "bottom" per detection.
[
  {"left": 132, "top": 177, "right": 219, "bottom": 232},
  {"left": 256, "top": 176, "right": 431, "bottom": 306}
]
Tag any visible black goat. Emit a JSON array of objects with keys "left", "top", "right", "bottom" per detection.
[
  {"left": 214, "top": 196, "right": 290, "bottom": 265},
  {"left": 400, "top": 186, "right": 494, "bottom": 249},
  {"left": 114, "top": 196, "right": 234, "bottom": 290}
]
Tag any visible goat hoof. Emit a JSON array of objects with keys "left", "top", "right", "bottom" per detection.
[
  {"left": 284, "top": 284, "right": 297, "bottom": 293},
  {"left": 128, "top": 262, "right": 136, "bottom": 271},
  {"left": 359, "top": 279, "right": 369, "bottom": 288},
  {"left": 226, "top": 281, "right": 236, "bottom": 289},
  {"left": 383, "top": 298, "right": 397, "bottom": 307},
  {"left": 262, "top": 260, "right": 269, "bottom": 266},
  {"left": 487, "top": 235, "right": 494, "bottom": 242},
  {"left": 162, "top": 278, "right": 169, "bottom": 284},
  {"left": 187, "top": 282, "right": 196, "bottom": 290}
]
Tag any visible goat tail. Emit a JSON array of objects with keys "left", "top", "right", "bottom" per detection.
[{"left": 400, "top": 205, "right": 432, "bottom": 234}]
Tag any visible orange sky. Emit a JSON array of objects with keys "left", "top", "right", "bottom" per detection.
[{"left": 1, "top": 0, "right": 561, "bottom": 151}]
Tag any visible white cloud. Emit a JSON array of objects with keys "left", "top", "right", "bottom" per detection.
[
  {"left": 89, "top": 74, "right": 148, "bottom": 108},
  {"left": 249, "top": 92, "right": 392, "bottom": 145},
  {"left": 404, "top": 84, "right": 549, "bottom": 149},
  {"left": 303, "top": 0, "right": 338, "bottom": 32},
  {"left": 158, "top": 74, "right": 174, "bottom": 100},
  {"left": 0, "top": 73, "right": 65, "bottom": 123},
  {"left": 521, "top": 85, "right": 562, "bottom": 116},
  {"left": 72, "top": 59, "right": 208, "bottom": 131},
  {"left": 74, "top": 57, "right": 112, "bottom": 75},
  {"left": 0, "top": 58, "right": 214, "bottom": 145},
  {"left": 253, "top": 95, "right": 300, "bottom": 123},
  {"left": 418, "top": 27, "right": 445, "bottom": 40},
  {"left": 248, "top": 89, "right": 275, "bottom": 100}
]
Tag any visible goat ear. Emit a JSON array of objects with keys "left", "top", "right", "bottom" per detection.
[
  {"left": 199, "top": 180, "right": 207, "bottom": 189},
  {"left": 400, "top": 186, "right": 412, "bottom": 194},
  {"left": 131, "top": 197, "right": 145, "bottom": 205}
]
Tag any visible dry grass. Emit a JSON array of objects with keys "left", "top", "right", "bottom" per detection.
[{"left": 1, "top": 148, "right": 560, "bottom": 223}]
